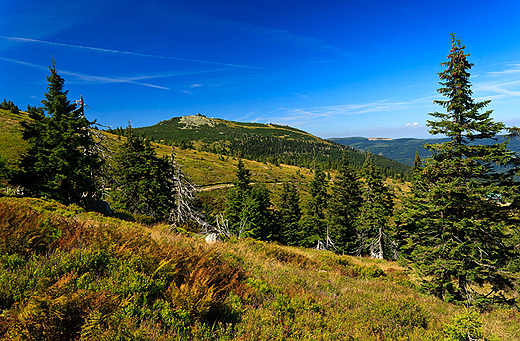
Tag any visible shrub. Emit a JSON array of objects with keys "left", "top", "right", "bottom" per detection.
[
  {"left": 444, "top": 307, "right": 496, "bottom": 341},
  {"left": 360, "top": 297, "right": 429, "bottom": 339}
]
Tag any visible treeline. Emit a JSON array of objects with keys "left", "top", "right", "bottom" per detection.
[
  {"left": 106, "top": 125, "right": 411, "bottom": 180},
  {"left": 200, "top": 134, "right": 411, "bottom": 180},
  {"left": 214, "top": 154, "right": 394, "bottom": 260},
  {"left": 0, "top": 99, "right": 20, "bottom": 114},
  {"left": 106, "top": 126, "right": 195, "bottom": 150}
]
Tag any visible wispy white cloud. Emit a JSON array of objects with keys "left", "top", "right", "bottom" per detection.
[
  {"left": 405, "top": 122, "right": 423, "bottom": 128},
  {"left": 477, "top": 81, "right": 520, "bottom": 99},
  {"left": 250, "top": 114, "right": 268, "bottom": 123},
  {"left": 0, "top": 57, "right": 48, "bottom": 71},
  {"left": 487, "top": 62, "right": 520, "bottom": 75},
  {"left": 0, "top": 36, "right": 258, "bottom": 69},
  {"left": 60, "top": 70, "right": 170, "bottom": 90},
  {"left": 275, "top": 97, "right": 433, "bottom": 121},
  {"left": 180, "top": 83, "right": 207, "bottom": 95},
  {"left": 473, "top": 62, "right": 520, "bottom": 100},
  {"left": 1, "top": 56, "right": 234, "bottom": 89},
  {"left": 260, "top": 96, "right": 437, "bottom": 138},
  {"left": 0, "top": 57, "right": 169, "bottom": 89}
]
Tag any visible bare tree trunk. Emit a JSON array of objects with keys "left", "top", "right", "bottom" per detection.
[
  {"left": 168, "top": 147, "right": 212, "bottom": 231},
  {"left": 458, "top": 274, "right": 473, "bottom": 302},
  {"left": 378, "top": 226, "right": 384, "bottom": 260}
]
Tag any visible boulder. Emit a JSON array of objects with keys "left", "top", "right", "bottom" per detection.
[
  {"left": 87, "top": 200, "right": 113, "bottom": 216},
  {"left": 205, "top": 233, "right": 221, "bottom": 244}
]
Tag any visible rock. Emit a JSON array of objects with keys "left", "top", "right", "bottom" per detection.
[
  {"left": 205, "top": 233, "right": 221, "bottom": 244},
  {"left": 87, "top": 200, "right": 113, "bottom": 216}
]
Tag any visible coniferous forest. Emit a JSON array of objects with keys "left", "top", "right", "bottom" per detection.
[{"left": 1, "top": 36, "right": 520, "bottom": 340}]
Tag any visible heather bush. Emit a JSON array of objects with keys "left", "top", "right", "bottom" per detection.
[{"left": 0, "top": 197, "right": 517, "bottom": 340}]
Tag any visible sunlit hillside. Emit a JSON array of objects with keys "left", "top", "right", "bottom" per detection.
[
  {"left": 128, "top": 114, "right": 411, "bottom": 178},
  {"left": 1, "top": 197, "right": 518, "bottom": 340}
]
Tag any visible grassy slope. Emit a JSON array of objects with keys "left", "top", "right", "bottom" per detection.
[
  {"left": 0, "top": 110, "right": 313, "bottom": 187},
  {"left": 0, "top": 111, "right": 518, "bottom": 339},
  {"left": 0, "top": 109, "right": 29, "bottom": 166},
  {"left": 0, "top": 110, "right": 410, "bottom": 192},
  {"left": 1, "top": 196, "right": 519, "bottom": 340},
  {"left": 103, "top": 130, "right": 314, "bottom": 188}
]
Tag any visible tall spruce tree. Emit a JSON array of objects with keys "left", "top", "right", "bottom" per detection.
[
  {"left": 225, "top": 159, "right": 251, "bottom": 237},
  {"left": 0, "top": 156, "right": 10, "bottom": 186},
  {"left": 15, "top": 61, "right": 100, "bottom": 206},
  {"left": 112, "top": 127, "right": 171, "bottom": 221},
  {"left": 400, "top": 34, "right": 519, "bottom": 303},
  {"left": 300, "top": 166, "right": 329, "bottom": 247},
  {"left": 225, "top": 159, "right": 272, "bottom": 239},
  {"left": 357, "top": 154, "right": 395, "bottom": 259},
  {"left": 412, "top": 150, "right": 422, "bottom": 171},
  {"left": 275, "top": 181, "right": 302, "bottom": 245},
  {"left": 328, "top": 155, "right": 362, "bottom": 253}
]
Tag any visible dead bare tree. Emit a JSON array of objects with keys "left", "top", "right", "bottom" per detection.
[
  {"left": 315, "top": 224, "right": 338, "bottom": 251},
  {"left": 168, "top": 147, "right": 212, "bottom": 231},
  {"left": 363, "top": 228, "right": 398, "bottom": 260},
  {"left": 200, "top": 212, "right": 249, "bottom": 243}
]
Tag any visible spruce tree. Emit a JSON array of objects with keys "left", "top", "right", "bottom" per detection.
[
  {"left": 243, "top": 184, "right": 273, "bottom": 240},
  {"left": 357, "top": 154, "right": 395, "bottom": 259},
  {"left": 226, "top": 159, "right": 251, "bottom": 237},
  {"left": 328, "top": 155, "right": 362, "bottom": 253},
  {"left": 15, "top": 61, "right": 100, "bottom": 206},
  {"left": 0, "top": 156, "right": 10, "bottom": 186},
  {"left": 234, "top": 159, "right": 252, "bottom": 192},
  {"left": 276, "top": 181, "right": 302, "bottom": 245},
  {"left": 412, "top": 150, "right": 422, "bottom": 171},
  {"left": 225, "top": 159, "right": 272, "bottom": 239},
  {"left": 400, "top": 34, "right": 518, "bottom": 303},
  {"left": 112, "top": 127, "right": 171, "bottom": 221},
  {"left": 300, "top": 166, "right": 329, "bottom": 247}
]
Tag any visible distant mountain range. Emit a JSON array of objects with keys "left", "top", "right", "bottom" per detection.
[{"left": 331, "top": 136, "right": 520, "bottom": 166}]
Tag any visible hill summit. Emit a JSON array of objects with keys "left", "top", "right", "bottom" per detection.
[{"left": 127, "top": 115, "right": 411, "bottom": 177}]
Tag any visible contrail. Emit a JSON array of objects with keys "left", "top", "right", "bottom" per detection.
[
  {"left": 0, "top": 57, "right": 48, "bottom": 71},
  {"left": 0, "top": 56, "right": 170, "bottom": 90},
  {"left": 1, "top": 36, "right": 258, "bottom": 69}
]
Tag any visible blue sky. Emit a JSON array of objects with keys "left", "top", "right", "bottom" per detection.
[{"left": 1, "top": 0, "right": 520, "bottom": 138}]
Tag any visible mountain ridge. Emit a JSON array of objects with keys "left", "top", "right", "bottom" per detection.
[
  {"left": 331, "top": 135, "right": 520, "bottom": 166},
  {"left": 126, "top": 114, "right": 411, "bottom": 177}
]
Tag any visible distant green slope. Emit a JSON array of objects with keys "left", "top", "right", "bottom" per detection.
[
  {"left": 130, "top": 115, "right": 411, "bottom": 177},
  {"left": 330, "top": 137, "right": 438, "bottom": 165},
  {"left": 134, "top": 115, "right": 321, "bottom": 145},
  {"left": 0, "top": 109, "right": 29, "bottom": 166},
  {"left": 332, "top": 136, "right": 520, "bottom": 166}
]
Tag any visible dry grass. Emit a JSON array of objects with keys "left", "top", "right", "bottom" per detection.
[
  {"left": 0, "top": 109, "right": 29, "bottom": 165},
  {"left": 0, "top": 197, "right": 518, "bottom": 340}
]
